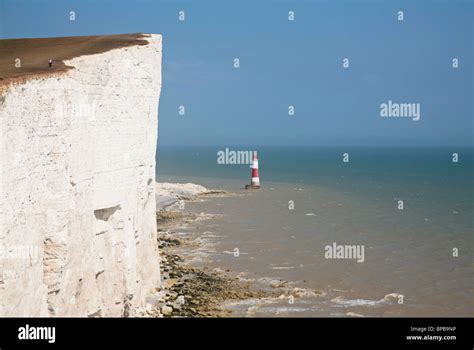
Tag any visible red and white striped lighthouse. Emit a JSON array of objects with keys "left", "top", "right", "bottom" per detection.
[{"left": 246, "top": 151, "right": 260, "bottom": 189}]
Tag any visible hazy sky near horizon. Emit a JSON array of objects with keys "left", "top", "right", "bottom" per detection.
[{"left": 1, "top": 0, "right": 472, "bottom": 146}]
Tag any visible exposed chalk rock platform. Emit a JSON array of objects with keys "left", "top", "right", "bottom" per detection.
[{"left": 155, "top": 182, "right": 228, "bottom": 211}]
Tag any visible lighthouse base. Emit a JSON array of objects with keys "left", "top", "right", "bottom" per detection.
[{"left": 245, "top": 184, "right": 260, "bottom": 190}]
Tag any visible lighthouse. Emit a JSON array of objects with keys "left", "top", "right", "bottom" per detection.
[{"left": 245, "top": 151, "right": 260, "bottom": 189}]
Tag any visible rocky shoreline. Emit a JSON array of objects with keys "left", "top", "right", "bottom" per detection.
[
  {"left": 138, "top": 182, "right": 330, "bottom": 318},
  {"left": 141, "top": 183, "right": 275, "bottom": 317},
  {"left": 157, "top": 242, "right": 269, "bottom": 317}
]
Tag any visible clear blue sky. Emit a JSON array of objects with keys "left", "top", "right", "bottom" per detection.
[{"left": 1, "top": 0, "right": 472, "bottom": 146}]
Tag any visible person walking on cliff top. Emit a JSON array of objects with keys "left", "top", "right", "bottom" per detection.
[{"left": 48, "top": 59, "right": 52, "bottom": 68}]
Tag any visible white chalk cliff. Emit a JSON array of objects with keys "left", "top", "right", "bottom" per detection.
[{"left": 0, "top": 34, "right": 162, "bottom": 316}]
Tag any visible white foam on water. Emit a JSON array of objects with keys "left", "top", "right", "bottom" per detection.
[
  {"left": 224, "top": 296, "right": 320, "bottom": 317},
  {"left": 271, "top": 266, "right": 295, "bottom": 270},
  {"left": 331, "top": 293, "right": 404, "bottom": 307},
  {"left": 331, "top": 296, "right": 385, "bottom": 307},
  {"left": 222, "top": 250, "right": 249, "bottom": 255}
]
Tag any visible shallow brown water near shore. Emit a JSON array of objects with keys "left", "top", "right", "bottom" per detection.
[
  {"left": 154, "top": 175, "right": 473, "bottom": 317},
  {"left": 154, "top": 209, "right": 275, "bottom": 317}
]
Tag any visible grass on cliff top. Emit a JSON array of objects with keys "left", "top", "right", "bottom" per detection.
[{"left": 0, "top": 33, "right": 148, "bottom": 84}]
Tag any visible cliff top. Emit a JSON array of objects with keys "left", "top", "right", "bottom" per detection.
[{"left": 0, "top": 33, "right": 150, "bottom": 89}]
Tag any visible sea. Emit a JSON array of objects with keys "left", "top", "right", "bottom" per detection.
[{"left": 156, "top": 146, "right": 473, "bottom": 317}]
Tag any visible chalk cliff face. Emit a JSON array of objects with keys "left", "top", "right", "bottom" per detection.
[{"left": 0, "top": 34, "right": 162, "bottom": 316}]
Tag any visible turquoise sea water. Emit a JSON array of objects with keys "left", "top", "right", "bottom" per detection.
[{"left": 156, "top": 146, "right": 473, "bottom": 316}]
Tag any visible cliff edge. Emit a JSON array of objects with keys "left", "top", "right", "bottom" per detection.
[{"left": 0, "top": 34, "right": 162, "bottom": 316}]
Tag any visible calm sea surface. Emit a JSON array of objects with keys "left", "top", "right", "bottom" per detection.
[{"left": 157, "top": 146, "right": 473, "bottom": 316}]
